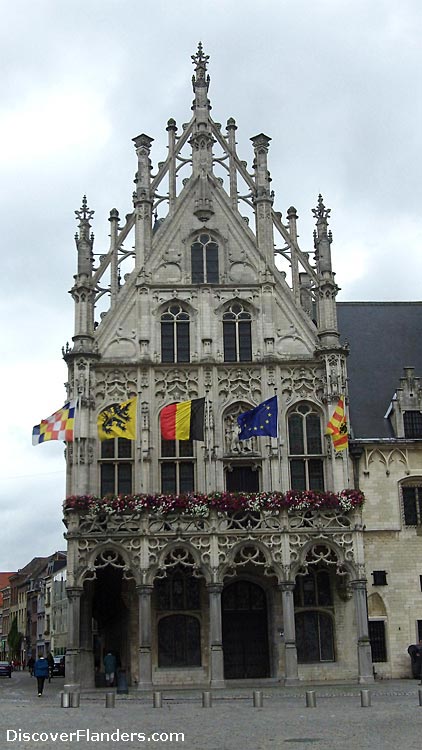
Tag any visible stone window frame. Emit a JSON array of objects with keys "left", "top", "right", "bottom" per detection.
[
  {"left": 99, "top": 437, "right": 133, "bottom": 496},
  {"left": 160, "top": 303, "right": 191, "bottom": 363},
  {"left": 400, "top": 480, "right": 422, "bottom": 527},
  {"left": 368, "top": 618, "right": 388, "bottom": 663},
  {"left": 372, "top": 570, "right": 388, "bottom": 586},
  {"left": 159, "top": 433, "right": 196, "bottom": 495},
  {"left": 287, "top": 401, "right": 325, "bottom": 491},
  {"left": 190, "top": 232, "right": 219, "bottom": 284},
  {"left": 403, "top": 411, "right": 422, "bottom": 439},
  {"left": 222, "top": 301, "right": 253, "bottom": 363}
]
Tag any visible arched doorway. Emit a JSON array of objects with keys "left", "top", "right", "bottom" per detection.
[
  {"left": 90, "top": 556, "right": 135, "bottom": 685},
  {"left": 294, "top": 555, "right": 337, "bottom": 664},
  {"left": 155, "top": 565, "right": 202, "bottom": 668},
  {"left": 222, "top": 579, "right": 270, "bottom": 678}
]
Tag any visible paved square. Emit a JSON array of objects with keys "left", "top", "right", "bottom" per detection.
[{"left": 1, "top": 671, "right": 420, "bottom": 750}]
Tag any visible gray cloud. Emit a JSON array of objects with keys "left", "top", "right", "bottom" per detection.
[{"left": 1, "top": 0, "right": 421, "bottom": 569}]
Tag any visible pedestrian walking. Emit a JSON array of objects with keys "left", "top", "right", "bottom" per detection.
[
  {"left": 47, "top": 651, "right": 54, "bottom": 682},
  {"left": 103, "top": 651, "right": 117, "bottom": 687},
  {"left": 33, "top": 656, "right": 49, "bottom": 696}
]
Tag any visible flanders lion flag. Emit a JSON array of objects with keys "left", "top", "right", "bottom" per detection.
[{"left": 97, "top": 398, "right": 137, "bottom": 441}]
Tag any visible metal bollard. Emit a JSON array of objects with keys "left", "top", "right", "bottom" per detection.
[
  {"left": 253, "top": 690, "right": 263, "bottom": 707},
  {"left": 117, "top": 668, "right": 129, "bottom": 695},
  {"left": 305, "top": 690, "right": 316, "bottom": 708},
  {"left": 153, "top": 691, "right": 162, "bottom": 708},
  {"left": 70, "top": 691, "right": 80, "bottom": 708},
  {"left": 105, "top": 692, "right": 115, "bottom": 708},
  {"left": 360, "top": 689, "right": 371, "bottom": 707},
  {"left": 418, "top": 688, "right": 422, "bottom": 707},
  {"left": 202, "top": 691, "right": 212, "bottom": 708},
  {"left": 60, "top": 691, "right": 70, "bottom": 708}
]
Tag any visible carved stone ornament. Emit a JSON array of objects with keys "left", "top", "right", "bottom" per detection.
[
  {"left": 154, "top": 368, "right": 199, "bottom": 402},
  {"left": 95, "top": 368, "right": 137, "bottom": 403},
  {"left": 218, "top": 367, "right": 261, "bottom": 402},
  {"left": 279, "top": 366, "right": 325, "bottom": 402}
]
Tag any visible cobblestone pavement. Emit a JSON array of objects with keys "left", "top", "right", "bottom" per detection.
[{"left": 1, "top": 670, "right": 421, "bottom": 749}]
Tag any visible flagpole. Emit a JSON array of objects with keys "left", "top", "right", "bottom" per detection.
[
  {"left": 74, "top": 389, "right": 81, "bottom": 496},
  {"left": 205, "top": 390, "right": 211, "bottom": 494},
  {"left": 266, "top": 438, "right": 273, "bottom": 492},
  {"left": 274, "top": 386, "right": 282, "bottom": 491},
  {"left": 137, "top": 372, "right": 143, "bottom": 493},
  {"left": 344, "top": 392, "right": 351, "bottom": 488}
]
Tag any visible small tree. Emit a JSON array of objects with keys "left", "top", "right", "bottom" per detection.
[{"left": 7, "top": 616, "right": 23, "bottom": 662}]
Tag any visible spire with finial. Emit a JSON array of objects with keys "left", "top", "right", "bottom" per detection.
[
  {"left": 74, "top": 195, "right": 94, "bottom": 276},
  {"left": 191, "top": 42, "right": 211, "bottom": 111},
  {"left": 312, "top": 194, "right": 333, "bottom": 274}
]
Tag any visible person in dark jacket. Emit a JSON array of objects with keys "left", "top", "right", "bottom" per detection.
[
  {"left": 408, "top": 640, "right": 422, "bottom": 681},
  {"left": 34, "top": 657, "right": 49, "bottom": 696},
  {"left": 103, "top": 651, "right": 117, "bottom": 687},
  {"left": 46, "top": 652, "right": 54, "bottom": 682}
]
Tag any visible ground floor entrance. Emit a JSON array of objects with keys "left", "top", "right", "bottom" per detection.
[
  {"left": 222, "top": 580, "right": 270, "bottom": 678},
  {"left": 65, "top": 535, "right": 373, "bottom": 689}
]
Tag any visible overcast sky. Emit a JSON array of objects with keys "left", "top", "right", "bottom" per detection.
[{"left": 0, "top": 0, "right": 421, "bottom": 571}]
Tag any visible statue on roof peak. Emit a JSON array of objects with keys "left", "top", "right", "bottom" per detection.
[{"left": 191, "top": 41, "right": 210, "bottom": 93}]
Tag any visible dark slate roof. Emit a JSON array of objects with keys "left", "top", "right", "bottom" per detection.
[{"left": 337, "top": 302, "right": 422, "bottom": 438}]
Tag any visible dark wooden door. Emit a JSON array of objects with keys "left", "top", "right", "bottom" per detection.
[{"left": 222, "top": 580, "right": 270, "bottom": 678}]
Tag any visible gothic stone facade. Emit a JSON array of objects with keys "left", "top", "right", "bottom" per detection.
[{"left": 63, "top": 46, "right": 373, "bottom": 689}]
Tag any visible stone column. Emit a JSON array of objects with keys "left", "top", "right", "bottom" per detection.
[
  {"left": 65, "top": 586, "right": 83, "bottom": 689},
  {"left": 137, "top": 585, "right": 153, "bottom": 690},
  {"left": 350, "top": 578, "right": 374, "bottom": 684},
  {"left": 79, "top": 589, "right": 95, "bottom": 688},
  {"left": 279, "top": 582, "right": 299, "bottom": 685},
  {"left": 207, "top": 583, "right": 225, "bottom": 688},
  {"left": 250, "top": 133, "right": 275, "bottom": 267}
]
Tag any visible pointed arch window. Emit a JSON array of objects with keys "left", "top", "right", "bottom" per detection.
[
  {"left": 161, "top": 304, "right": 190, "bottom": 363},
  {"left": 288, "top": 402, "right": 324, "bottom": 490},
  {"left": 191, "top": 233, "right": 219, "bottom": 284},
  {"left": 294, "top": 567, "right": 335, "bottom": 662},
  {"left": 223, "top": 302, "right": 252, "bottom": 362}
]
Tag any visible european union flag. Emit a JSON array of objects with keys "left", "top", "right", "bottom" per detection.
[{"left": 237, "top": 396, "right": 278, "bottom": 440}]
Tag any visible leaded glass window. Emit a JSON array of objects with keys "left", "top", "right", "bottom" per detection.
[
  {"left": 404, "top": 411, "right": 422, "bottom": 438},
  {"left": 288, "top": 403, "right": 324, "bottom": 490},
  {"left": 160, "top": 436, "right": 195, "bottom": 494},
  {"left": 161, "top": 304, "right": 190, "bottom": 363},
  {"left": 294, "top": 567, "right": 335, "bottom": 663},
  {"left": 158, "top": 615, "right": 201, "bottom": 667},
  {"left": 402, "top": 484, "right": 422, "bottom": 525},
  {"left": 191, "top": 233, "right": 219, "bottom": 284},
  {"left": 156, "top": 567, "right": 201, "bottom": 611},
  {"left": 223, "top": 302, "right": 252, "bottom": 362},
  {"left": 99, "top": 438, "right": 133, "bottom": 495}
]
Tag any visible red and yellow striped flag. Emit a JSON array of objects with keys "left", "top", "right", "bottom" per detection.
[
  {"left": 160, "top": 398, "right": 205, "bottom": 441},
  {"left": 326, "top": 396, "right": 348, "bottom": 451}
]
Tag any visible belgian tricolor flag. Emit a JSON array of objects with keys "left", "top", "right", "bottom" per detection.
[{"left": 160, "top": 397, "right": 205, "bottom": 441}]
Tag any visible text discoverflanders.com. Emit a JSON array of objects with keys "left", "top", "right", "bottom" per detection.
[{"left": 6, "top": 729, "right": 185, "bottom": 743}]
